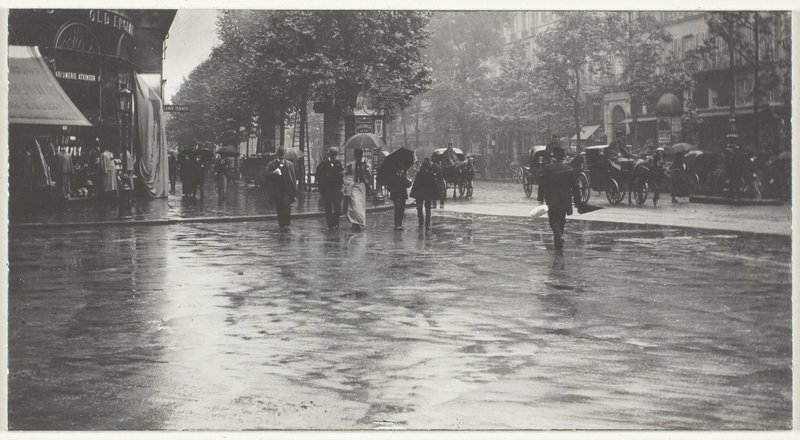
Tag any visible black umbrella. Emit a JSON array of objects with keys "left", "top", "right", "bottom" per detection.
[
  {"left": 667, "top": 142, "right": 696, "bottom": 156},
  {"left": 577, "top": 203, "right": 603, "bottom": 214},
  {"left": 216, "top": 145, "right": 239, "bottom": 157},
  {"left": 377, "top": 147, "right": 415, "bottom": 185}
]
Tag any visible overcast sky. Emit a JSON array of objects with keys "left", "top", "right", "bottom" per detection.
[{"left": 162, "top": 9, "right": 220, "bottom": 104}]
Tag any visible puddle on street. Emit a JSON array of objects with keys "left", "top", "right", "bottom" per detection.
[{"left": 7, "top": 212, "right": 791, "bottom": 430}]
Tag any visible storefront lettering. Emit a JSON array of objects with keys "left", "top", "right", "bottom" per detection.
[
  {"left": 88, "top": 10, "right": 134, "bottom": 36},
  {"left": 55, "top": 70, "right": 99, "bottom": 82}
]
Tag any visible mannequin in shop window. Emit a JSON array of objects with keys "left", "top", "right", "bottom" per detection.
[
  {"left": 101, "top": 147, "right": 118, "bottom": 198},
  {"left": 57, "top": 146, "right": 73, "bottom": 198}
]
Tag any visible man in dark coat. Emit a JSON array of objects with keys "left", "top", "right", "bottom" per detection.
[
  {"left": 538, "top": 145, "right": 582, "bottom": 249},
  {"left": 606, "top": 130, "right": 631, "bottom": 169},
  {"left": 168, "top": 152, "right": 178, "bottom": 192},
  {"left": 315, "top": 147, "right": 345, "bottom": 230},
  {"left": 266, "top": 148, "right": 298, "bottom": 231},
  {"left": 386, "top": 164, "right": 412, "bottom": 230},
  {"left": 410, "top": 158, "right": 438, "bottom": 230},
  {"left": 544, "top": 134, "right": 561, "bottom": 164}
]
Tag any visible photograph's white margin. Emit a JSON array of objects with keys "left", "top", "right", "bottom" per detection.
[{"left": 0, "top": 1, "right": 797, "bottom": 439}]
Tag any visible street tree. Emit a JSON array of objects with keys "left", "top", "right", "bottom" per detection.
[
  {"left": 533, "top": 12, "right": 611, "bottom": 150},
  {"left": 166, "top": 52, "right": 233, "bottom": 148},
  {"left": 216, "top": 10, "right": 432, "bottom": 149},
  {"left": 488, "top": 43, "right": 572, "bottom": 154},
  {"left": 423, "top": 11, "right": 508, "bottom": 150},
  {"left": 703, "top": 11, "right": 792, "bottom": 152},
  {"left": 602, "top": 12, "right": 696, "bottom": 151}
]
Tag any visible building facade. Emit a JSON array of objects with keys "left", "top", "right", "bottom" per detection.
[
  {"left": 8, "top": 9, "right": 176, "bottom": 207},
  {"left": 492, "top": 11, "right": 792, "bottom": 157}
]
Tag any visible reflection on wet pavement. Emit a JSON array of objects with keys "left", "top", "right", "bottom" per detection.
[{"left": 8, "top": 212, "right": 791, "bottom": 429}]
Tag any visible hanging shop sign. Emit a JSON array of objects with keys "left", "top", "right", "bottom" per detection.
[
  {"left": 88, "top": 10, "right": 134, "bottom": 37},
  {"left": 164, "top": 104, "right": 190, "bottom": 113}
]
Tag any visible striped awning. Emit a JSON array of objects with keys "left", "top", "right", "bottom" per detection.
[{"left": 8, "top": 45, "right": 92, "bottom": 126}]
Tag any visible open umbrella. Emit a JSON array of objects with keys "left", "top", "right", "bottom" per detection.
[
  {"left": 667, "top": 142, "right": 696, "bottom": 156},
  {"left": 216, "top": 145, "right": 239, "bottom": 157},
  {"left": 344, "top": 133, "right": 386, "bottom": 152},
  {"left": 377, "top": 147, "right": 415, "bottom": 185},
  {"left": 577, "top": 203, "right": 603, "bottom": 214},
  {"left": 284, "top": 147, "right": 305, "bottom": 161}
]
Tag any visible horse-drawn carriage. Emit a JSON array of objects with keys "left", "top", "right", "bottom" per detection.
[
  {"left": 522, "top": 146, "right": 591, "bottom": 203},
  {"left": 583, "top": 144, "right": 651, "bottom": 205},
  {"left": 522, "top": 146, "right": 547, "bottom": 198},
  {"left": 431, "top": 147, "right": 475, "bottom": 199}
]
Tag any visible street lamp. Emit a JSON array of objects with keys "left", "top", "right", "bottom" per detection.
[{"left": 117, "top": 86, "right": 133, "bottom": 219}]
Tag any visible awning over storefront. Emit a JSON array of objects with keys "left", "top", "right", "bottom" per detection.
[
  {"left": 570, "top": 125, "right": 600, "bottom": 141},
  {"left": 8, "top": 45, "right": 92, "bottom": 126}
]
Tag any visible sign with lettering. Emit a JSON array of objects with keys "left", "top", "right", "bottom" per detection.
[
  {"left": 164, "top": 104, "right": 190, "bottom": 113},
  {"left": 54, "top": 70, "right": 99, "bottom": 82},
  {"left": 88, "top": 10, "right": 134, "bottom": 36}
]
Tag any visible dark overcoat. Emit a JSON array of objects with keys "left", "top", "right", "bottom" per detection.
[
  {"left": 386, "top": 171, "right": 411, "bottom": 201},
  {"left": 266, "top": 159, "right": 297, "bottom": 205},
  {"left": 315, "top": 158, "right": 344, "bottom": 196},
  {"left": 410, "top": 165, "right": 438, "bottom": 201},
  {"left": 538, "top": 162, "right": 581, "bottom": 215}
]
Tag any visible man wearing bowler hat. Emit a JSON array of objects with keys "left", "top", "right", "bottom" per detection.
[
  {"left": 538, "top": 144, "right": 583, "bottom": 249},
  {"left": 316, "top": 147, "right": 345, "bottom": 230},
  {"left": 266, "top": 148, "right": 297, "bottom": 231}
]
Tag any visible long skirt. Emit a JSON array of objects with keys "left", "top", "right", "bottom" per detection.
[{"left": 347, "top": 182, "right": 367, "bottom": 227}]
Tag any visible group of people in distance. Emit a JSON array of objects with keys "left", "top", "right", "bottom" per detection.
[{"left": 264, "top": 145, "right": 446, "bottom": 233}]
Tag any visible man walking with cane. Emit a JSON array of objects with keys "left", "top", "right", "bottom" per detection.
[
  {"left": 538, "top": 144, "right": 583, "bottom": 250},
  {"left": 316, "top": 147, "right": 345, "bottom": 230}
]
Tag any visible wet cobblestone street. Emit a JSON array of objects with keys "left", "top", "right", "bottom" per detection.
[{"left": 7, "top": 211, "right": 792, "bottom": 430}]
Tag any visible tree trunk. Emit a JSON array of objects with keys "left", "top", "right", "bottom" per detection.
[
  {"left": 323, "top": 109, "right": 344, "bottom": 154},
  {"left": 573, "top": 67, "right": 582, "bottom": 151},
  {"left": 299, "top": 103, "right": 308, "bottom": 185},
  {"left": 401, "top": 107, "right": 409, "bottom": 149},
  {"left": 727, "top": 17, "right": 736, "bottom": 146},
  {"left": 752, "top": 12, "right": 760, "bottom": 152},
  {"left": 415, "top": 101, "right": 420, "bottom": 150},
  {"left": 631, "top": 97, "right": 639, "bottom": 151}
]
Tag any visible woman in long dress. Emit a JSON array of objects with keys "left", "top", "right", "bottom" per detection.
[{"left": 344, "top": 147, "right": 372, "bottom": 230}]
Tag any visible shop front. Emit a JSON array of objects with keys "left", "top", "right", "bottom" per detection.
[{"left": 8, "top": 9, "right": 175, "bottom": 207}]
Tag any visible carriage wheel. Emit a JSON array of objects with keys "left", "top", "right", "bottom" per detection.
[
  {"left": 606, "top": 179, "right": 623, "bottom": 205},
  {"left": 633, "top": 178, "right": 649, "bottom": 205},
  {"left": 577, "top": 172, "right": 590, "bottom": 204},
  {"left": 523, "top": 174, "right": 533, "bottom": 198}
]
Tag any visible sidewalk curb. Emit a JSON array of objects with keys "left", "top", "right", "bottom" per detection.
[
  {"left": 689, "top": 195, "right": 786, "bottom": 206},
  {"left": 10, "top": 204, "right": 396, "bottom": 229}
]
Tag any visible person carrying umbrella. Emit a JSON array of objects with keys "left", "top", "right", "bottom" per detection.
[
  {"left": 537, "top": 145, "right": 583, "bottom": 249},
  {"left": 344, "top": 147, "right": 372, "bottom": 231},
  {"left": 670, "top": 151, "right": 689, "bottom": 203},
  {"left": 410, "top": 158, "right": 438, "bottom": 231},
  {"left": 386, "top": 163, "right": 412, "bottom": 230},
  {"left": 315, "top": 147, "right": 345, "bottom": 230},
  {"left": 265, "top": 148, "right": 298, "bottom": 231}
]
